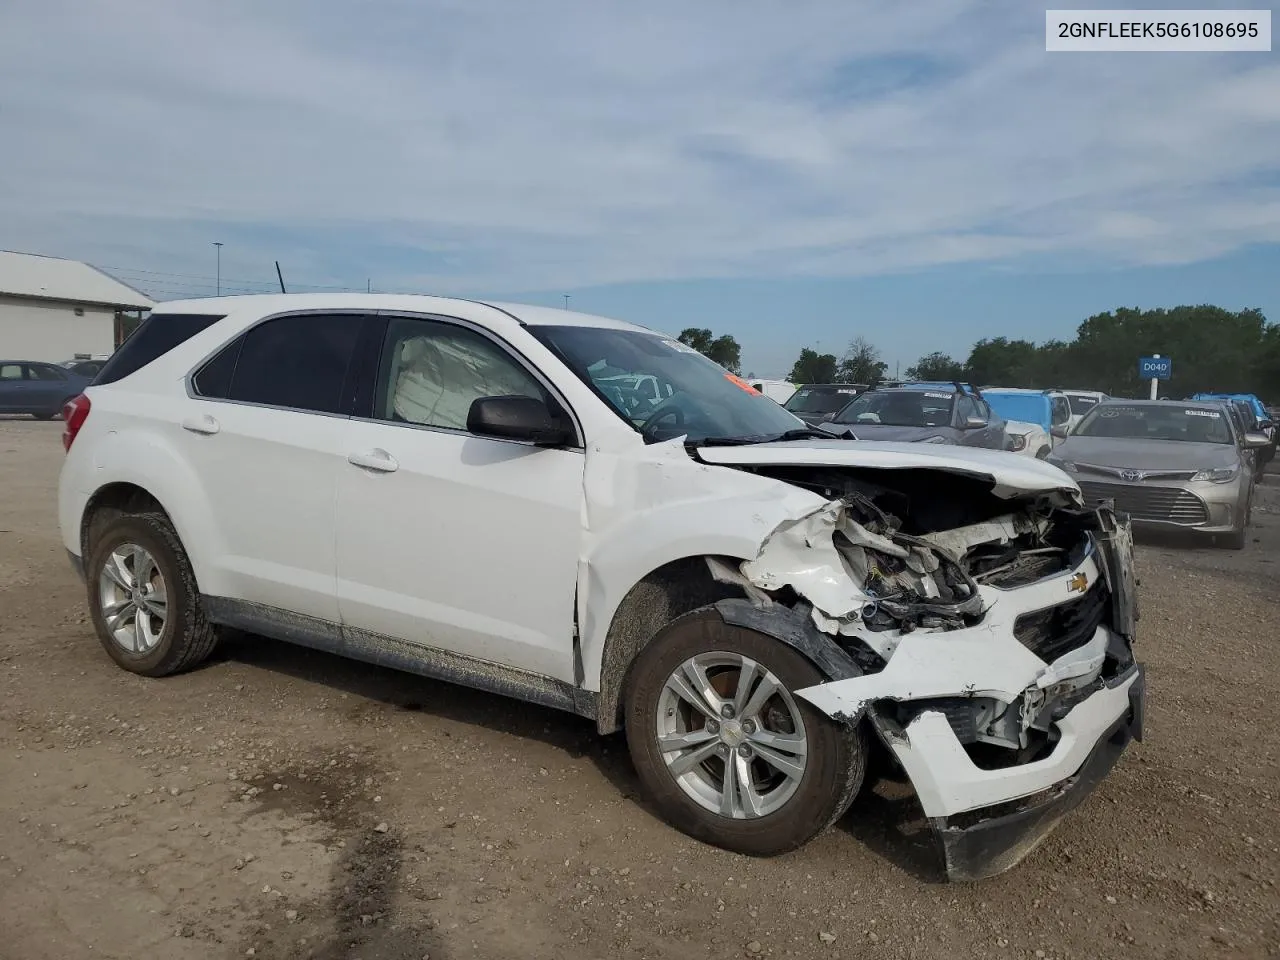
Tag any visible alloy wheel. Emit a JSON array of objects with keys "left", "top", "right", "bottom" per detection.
[{"left": 655, "top": 652, "right": 809, "bottom": 819}]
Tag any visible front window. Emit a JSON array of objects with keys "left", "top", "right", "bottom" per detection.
[
  {"left": 784, "top": 387, "right": 860, "bottom": 416},
  {"left": 833, "top": 390, "right": 955, "bottom": 427},
  {"left": 984, "top": 393, "right": 1050, "bottom": 428},
  {"left": 1074, "top": 404, "right": 1232, "bottom": 444},
  {"left": 528, "top": 325, "right": 803, "bottom": 443}
]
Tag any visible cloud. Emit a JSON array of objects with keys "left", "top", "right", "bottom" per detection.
[{"left": 1, "top": 0, "right": 1277, "bottom": 298}]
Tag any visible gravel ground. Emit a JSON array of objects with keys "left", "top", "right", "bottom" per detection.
[{"left": 1, "top": 418, "right": 1277, "bottom": 960}]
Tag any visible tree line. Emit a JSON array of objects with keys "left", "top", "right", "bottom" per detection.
[{"left": 680, "top": 305, "right": 1280, "bottom": 401}]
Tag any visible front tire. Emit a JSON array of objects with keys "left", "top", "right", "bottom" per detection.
[
  {"left": 85, "top": 511, "right": 219, "bottom": 676},
  {"left": 623, "top": 608, "right": 867, "bottom": 857}
]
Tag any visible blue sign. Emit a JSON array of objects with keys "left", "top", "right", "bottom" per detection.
[{"left": 1138, "top": 356, "right": 1172, "bottom": 380}]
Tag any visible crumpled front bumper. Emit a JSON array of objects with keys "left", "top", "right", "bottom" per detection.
[
  {"left": 927, "top": 664, "right": 1143, "bottom": 881},
  {"left": 793, "top": 509, "right": 1144, "bottom": 880}
]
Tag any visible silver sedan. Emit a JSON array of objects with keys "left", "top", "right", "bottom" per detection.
[{"left": 1047, "top": 399, "right": 1269, "bottom": 549}]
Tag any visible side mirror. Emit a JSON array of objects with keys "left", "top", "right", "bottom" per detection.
[
  {"left": 821, "top": 411, "right": 837, "bottom": 422},
  {"left": 1243, "top": 431, "right": 1270, "bottom": 449},
  {"left": 1259, "top": 419, "right": 1275, "bottom": 431},
  {"left": 467, "top": 395, "right": 571, "bottom": 446},
  {"left": 1050, "top": 424, "right": 1070, "bottom": 439},
  {"left": 963, "top": 416, "right": 988, "bottom": 430}
]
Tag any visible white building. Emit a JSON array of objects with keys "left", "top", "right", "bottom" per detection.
[{"left": 0, "top": 250, "right": 154, "bottom": 361}]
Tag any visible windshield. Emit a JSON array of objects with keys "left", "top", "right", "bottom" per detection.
[
  {"left": 1065, "top": 393, "right": 1101, "bottom": 416},
  {"left": 528, "top": 325, "right": 804, "bottom": 443},
  {"left": 1074, "top": 404, "right": 1233, "bottom": 444},
  {"left": 984, "top": 393, "right": 1051, "bottom": 428},
  {"left": 784, "top": 386, "right": 861, "bottom": 415},
  {"left": 833, "top": 390, "right": 954, "bottom": 427}
]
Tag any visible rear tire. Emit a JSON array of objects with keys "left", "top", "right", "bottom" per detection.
[
  {"left": 623, "top": 607, "right": 867, "bottom": 857},
  {"left": 85, "top": 511, "right": 219, "bottom": 676}
]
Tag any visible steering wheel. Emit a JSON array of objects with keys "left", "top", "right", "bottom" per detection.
[{"left": 639, "top": 397, "right": 687, "bottom": 439}]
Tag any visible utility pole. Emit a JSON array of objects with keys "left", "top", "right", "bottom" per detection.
[
  {"left": 563, "top": 294, "right": 570, "bottom": 310},
  {"left": 212, "top": 242, "right": 223, "bottom": 295},
  {"left": 367, "top": 279, "right": 371, "bottom": 293}
]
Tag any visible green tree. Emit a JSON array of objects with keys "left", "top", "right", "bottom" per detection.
[
  {"left": 678, "top": 327, "right": 742, "bottom": 374},
  {"left": 964, "top": 337, "right": 1039, "bottom": 387},
  {"left": 836, "top": 336, "right": 888, "bottom": 384},
  {"left": 789, "top": 348, "right": 839, "bottom": 384},
  {"left": 904, "top": 351, "right": 965, "bottom": 381}
]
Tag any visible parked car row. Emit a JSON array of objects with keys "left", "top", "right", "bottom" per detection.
[{"left": 769, "top": 377, "right": 1274, "bottom": 549}]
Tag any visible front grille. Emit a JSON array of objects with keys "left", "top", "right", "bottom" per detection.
[
  {"left": 1014, "top": 582, "right": 1109, "bottom": 663},
  {"left": 1077, "top": 480, "right": 1209, "bottom": 526}
]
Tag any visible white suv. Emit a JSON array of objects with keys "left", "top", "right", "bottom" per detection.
[{"left": 58, "top": 295, "right": 1144, "bottom": 880}]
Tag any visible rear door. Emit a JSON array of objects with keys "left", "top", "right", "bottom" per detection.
[
  {"left": 177, "top": 311, "right": 370, "bottom": 622},
  {"left": 25, "top": 362, "right": 77, "bottom": 412}
]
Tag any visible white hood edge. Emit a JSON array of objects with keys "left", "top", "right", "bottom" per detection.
[{"left": 694, "top": 439, "right": 1081, "bottom": 500}]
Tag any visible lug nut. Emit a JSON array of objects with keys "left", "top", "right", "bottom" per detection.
[
  {"left": 717, "top": 744, "right": 730, "bottom": 757},
  {"left": 741, "top": 719, "right": 756, "bottom": 734},
  {"left": 720, "top": 704, "right": 735, "bottom": 719},
  {"left": 705, "top": 720, "right": 719, "bottom": 734},
  {"left": 737, "top": 745, "right": 753, "bottom": 758}
]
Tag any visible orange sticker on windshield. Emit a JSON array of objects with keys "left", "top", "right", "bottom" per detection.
[{"left": 725, "top": 373, "right": 761, "bottom": 394}]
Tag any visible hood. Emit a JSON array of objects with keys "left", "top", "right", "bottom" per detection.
[
  {"left": 695, "top": 439, "right": 1081, "bottom": 499},
  {"left": 816, "top": 422, "right": 952, "bottom": 443},
  {"left": 1052, "top": 436, "right": 1237, "bottom": 471}
]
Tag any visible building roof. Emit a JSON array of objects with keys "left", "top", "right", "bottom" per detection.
[{"left": 0, "top": 250, "right": 154, "bottom": 309}]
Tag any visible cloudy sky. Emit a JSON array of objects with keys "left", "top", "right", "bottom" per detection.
[{"left": 2, "top": 0, "right": 1277, "bottom": 376}]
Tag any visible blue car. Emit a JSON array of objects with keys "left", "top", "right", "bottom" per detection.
[
  {"left": 0, "top": 360, "right": 93, "bottom": 419},
  {"left": 981, "top": 389, "right": 1061, "bottom": 458}
]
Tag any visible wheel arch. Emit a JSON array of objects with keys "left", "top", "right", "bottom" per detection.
[
  {"left": 76, "top": 435, "right": 223, "bottom": 594},
  {"left": 591, "top": 556, "right": 866, "bottom": 735}
]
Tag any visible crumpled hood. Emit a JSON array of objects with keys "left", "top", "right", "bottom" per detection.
[
  {"left": 1053, "top": 436, "right": 1237, "bottom": 471},
  {"left": 695, "top": 439, "right": 1081, "bottom": 500},
  {"left": 817, "top": 422, "right": 951, "bottom": 443}
]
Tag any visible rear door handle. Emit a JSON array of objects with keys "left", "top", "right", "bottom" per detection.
[
  {"left": 181, "top": 414, "right": 220, "bottom": 435},
  {"left": 347, "top": 449, "right": 399, "bottom": 473}
]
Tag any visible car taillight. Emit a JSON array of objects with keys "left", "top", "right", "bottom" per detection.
[{"left": 62, "top": 394, "right": 91, "bottom": 452}]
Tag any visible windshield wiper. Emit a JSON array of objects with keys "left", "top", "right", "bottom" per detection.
[{"left": 694, "top": 427, "right": 835, "bottom": 447}]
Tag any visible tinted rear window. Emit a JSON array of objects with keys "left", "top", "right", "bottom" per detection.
[{"left": 92, "top": 313, "right": 225, "bottom": 386}]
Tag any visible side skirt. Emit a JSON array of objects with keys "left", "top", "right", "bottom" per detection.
[{"left": 202, "top": 596, "right": 598, "bottom": 720}]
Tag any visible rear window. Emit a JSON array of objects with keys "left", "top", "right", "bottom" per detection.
[{"left": 92, "top": 313, "right": 225, "bottom": 386}]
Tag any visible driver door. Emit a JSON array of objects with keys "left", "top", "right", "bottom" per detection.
[{"left": 334, "top": 314, "right": 587, "bottom": 683}]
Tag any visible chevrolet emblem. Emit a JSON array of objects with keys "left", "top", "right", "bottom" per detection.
[{"left": 1068, "top": 572, "right": 1088, "bottom": 594}]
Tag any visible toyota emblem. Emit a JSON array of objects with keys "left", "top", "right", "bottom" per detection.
[{"left": 1119, "top": 469, "right": 1144, "bottom": 482}]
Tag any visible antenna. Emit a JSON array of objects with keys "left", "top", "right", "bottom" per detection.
[{"left": 275, "top": 261, "right": 287, "bottom": 293}]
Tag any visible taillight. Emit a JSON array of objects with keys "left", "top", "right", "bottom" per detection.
[{"left": 62, "top": 394, "right": 91, "bottom": 452}]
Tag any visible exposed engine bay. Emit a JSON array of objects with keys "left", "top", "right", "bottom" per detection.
[
  {"left": 688, "top": 454, "right": 1144, "bottom": 881},
  {"left": 715, "top": 465, "right": 1103, "bottom": 646}
]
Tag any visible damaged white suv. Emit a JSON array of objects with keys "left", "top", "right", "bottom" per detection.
[{"left": 58, "top": 295, "right": 1144, "bottom": 880}]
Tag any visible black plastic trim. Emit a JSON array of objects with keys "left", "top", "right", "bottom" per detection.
[
  {"left": 202, "top": 596, "right": 597, "bottom": 720},
  {"left": 713, "top": 598, "right": 864, "bottom": 683}
]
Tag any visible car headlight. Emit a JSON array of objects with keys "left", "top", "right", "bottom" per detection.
[
  {"left": 1007, "top": 434, "right": 1028, "bottom": 451},
  {"left": 1191, "top": 466, "right": 1238, "bottom": 483},
  {"left": 917, "top": 435, "right": 948, "bottom": 443}
]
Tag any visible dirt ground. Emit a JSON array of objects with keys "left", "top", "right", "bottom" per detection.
[{"left": 1, "top": 418, "right": 1277, "bottom": 960}]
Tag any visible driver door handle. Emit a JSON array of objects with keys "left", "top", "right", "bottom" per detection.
[{"left": 347, "top": 448, "right": 399, "bottom": 473}]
